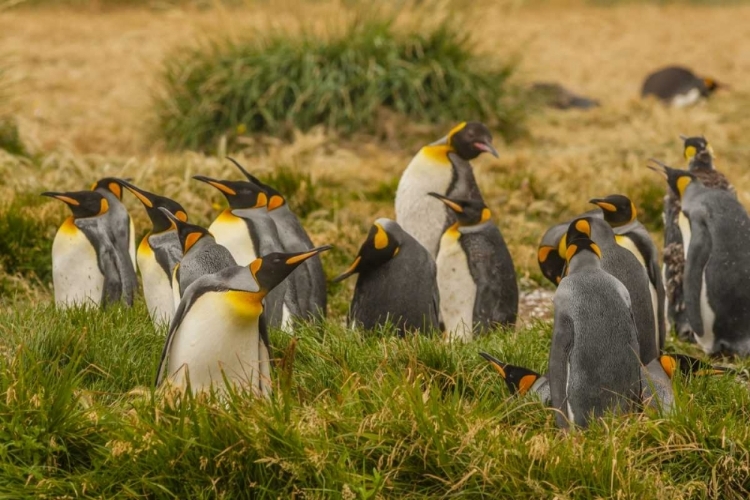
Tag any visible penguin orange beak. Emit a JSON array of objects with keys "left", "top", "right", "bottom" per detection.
[
  {"left": 479, "top": 352, "right": 508, "bottom": 378},
  {"left": 331, "top": 256, "right": 361, "bottom": 283},
  {"left": 474, "top": 140, "right": 499, "bottom": 158},
  {"left": 427, "top": 192, "right": 464, "bottom": 213},
  {"left": 41, "top": 191, "right": 81, "bottom": 206},
  {"left": 114, "top": 178, "right": 155, "bottom": 208},
  {"left": 193, "top": 175, "right": 237, "bottom": 196}
]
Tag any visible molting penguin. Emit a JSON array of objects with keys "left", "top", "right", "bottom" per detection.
[
  {"left": 479, "top": 352, "right": 550, "bottom": 405},
  {"left": 333, "top": 218, "right": 440, "bottom": 336},
  {"left": 649, "top": 161, "right": 750, "bottom": 356},
  {"left": 115, "top": 179, "right": 187, "bottom": 325},
  {"left": 156, "top": 246, "right": 331, "bottom": 396},
  {"left": 395, "top": 122, "right": 498, "bottom": 257},
  {"left": 589, "top": 194, "right": 666, "bottom": 352},
  {"left": 428, "top": 193, "right": 518, "bottom": 341},
  {"left": 550, "top": 236, "right": 642, "bottom": 429},
  {"left": 226, "top": 157, "right": 327, "bottom": 320},
  {"left": 42, "top": 190, "right": 137, "bottom": 307},
  {"left": 641, "top": 66, "right": 726, "bottom": 107},
  {"left": 662, "top": 136, "right": 735, "bottom": 341},
  {"left": 564, "top": 218, "right": 658, "bottom": 364}
]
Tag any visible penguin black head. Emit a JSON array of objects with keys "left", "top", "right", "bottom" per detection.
[
  {"left": 225, "top": 157, "right": 287, "bottom": 211},
  {"left": 647, "top": 159, "right": 696, "bottom": 199},
  {"left": 680, "top": 135, "right": 714, "bottom": 169},
  {"left": 565, "top": 218, "right": 593, "bottom": 246},
  {"left": 479, "top": 352, "right": 542, "bottom": 396},
  {"left": 659, "top": 353, "right": 734, "bottom": 380},
  {"left": 158, "top": 207, "right": 210, "bottom": 254},
  {"left": 115, "top": 179, "right": 188, "bottom": 233},
  {"left": 427, "top": 192, "right": 491, "bottom": 226},
  {"left": 537, "top": 244, "right": 565, "bottom": 286},
  {"left": 193, "top": 175, "right": 268, "bottom": 210},
  {"left": 91, "top": 178, "right": 125, "bottom": 201},
  {"left": 589, "top": 194, "right": 637, "bottom": 228},
  {"left": 250, "top": 246, "right": 332, "bottom": 293},
  {"left": 332, "top": 219, "right": 401, "bottom": 283},
  {"left": 564, "top": 234, "right": 601, "bottom": 264},
  {"left": 701, "top": 77, "right": 725, "bottom": 96},
  {"left": 42, "top": 190, "right": 109, "bottom": 219},
  {"left": 445, "top": 122, "right": 499, "bottom": 161}
]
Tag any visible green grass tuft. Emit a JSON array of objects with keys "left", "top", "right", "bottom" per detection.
[{"left": 155, "top": 16, "right": 525, "bottom": 151}]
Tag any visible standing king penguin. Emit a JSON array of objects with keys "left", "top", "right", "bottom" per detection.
[
  {"left": 226, "top": 157, "right": 327, "bottom": 319},
  {"left": 43, "top": 190, "right": 137, "bottom": 307},
  {"left": 333, "top": 219, "right": 440, "bottom": 336},
  {"left": 550, "top": 236, "right": 642, "bottom": 429},
  {"left": 91, "top": 178, "right": 137, "bottom": 271},
  {"left": 156, "top": 246, "right": 331, "bottom": 396},
  {"left": 650, "top": 161, "right": 750, "bottom": 356},
  {"left": 428, "top": 193, "right": 518, "bottom": 341},
  {"left": 395, "top": 122, "right": 498, "bottom": 257}
]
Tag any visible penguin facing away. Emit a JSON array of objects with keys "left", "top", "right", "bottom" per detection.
[
  {"left": 537, "top": 209, "right": 601, "bottom": 287},
  {"left": 550, "top": 236, "right": 642, "bottom": 429},
  {"left": 395, "top": 122, "right": 498, "bottom": 257},
  {"left": 479, "top": 352, "right": 550, "bottom": 405},
  {"left": 226, "top": 157, "right": 327, "bottom": 320},
  {"left": 649, "top": 161, "right": 750, "bottom": 356},
  {"left": 156, "top": 246, "right": 331, "bottom": 396},
  {"left": 589, "top": 194, "right": 666, "bottom": 352},
  {"left": 641, "top": 66, "right": 726, "bottom": 107},
  {"left": 42, "top": 190, "right": 136, "bottom": 307},
  {"left": 91, "top": 178, "right": 137, "bottom": 272},
  {"left": 115, "top": 179, "right": 187, "bottom": 326},
  {"left": 333, "top": 218, "right": 440, "bottom": 336},
  {"left": 428, "top": 192, "right": 518, "bottom": 341}
]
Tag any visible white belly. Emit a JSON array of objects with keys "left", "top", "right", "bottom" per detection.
[
  {"left": 281, "top": 304, "right": 293, "bottom": 334},
  {"left": 678, "top": 212, "right": 691, "bottom": 259},
  {"left": 615, "top": 236, "right": 659, "bottom": 346},
  {"left": 138, "top": 243, "right": 175, "bottom": 327},
  {"left": 671, "top": 88, "right": 702, "bottom": 108},
  {"left": 128, "top": 218, "right": 136, "bottom": 271},
  {"left": 566, "top": 360, "right": 576, "bottom": 422},
  {"left": 52, "top": 226, "right": 104, "bottom": 308},
  {"left": 436, "top": 234, "right": 476, "bottom": 342},
  {"left": 209, "top": 217, "right": 258, "bottom": 266},
  {"left": 395, "top": 152, "right": 453, "bottom": 256},
  {"left": 167, "top": 293, "right": 270, "bottom": 395},
  {"left": 695, "top": 271, "right": 717, "bottom": 354}
]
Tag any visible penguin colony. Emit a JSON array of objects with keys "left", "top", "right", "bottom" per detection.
[{"left": 43, "top": 124, "right": 745, "bottom": 429}]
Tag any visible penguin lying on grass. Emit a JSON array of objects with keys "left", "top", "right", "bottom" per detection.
[
  {"left": 115, "top": 179, "right": 187, "bottom": 326},
  {"left": 156, "top": 246, "right": 331, "bottom": 396},
  {"left": 395, "top": 122, "right": 497, "bottom": 257},
  {"left": 479, "top": 352, "right": 550, "bottom": 405},
  {"left": 333, "top": 219, "right": 440, "bottom": 336},
  {"left": 43, "top": 190, "right": 137, "bottom": 308},
  {"left": 641, "top": 66, "right": 726, "bottom": 107},
  {"left": 429, "top": 193, "right": 517, "bottom": 341},
  {"left": 650, "top": 160, "right": 750, "bottom": 356}
]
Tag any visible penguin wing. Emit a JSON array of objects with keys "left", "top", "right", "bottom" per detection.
[
  {"left": 549, "top": 295, "right": 575, "bottom": 429},
  {"left": 75, "top": 219, "right": 123, "bottom": 304},
  {"left": 466, "top": 232, "right": 518, "bottom": 329},
  {"left": 682, "top": 210, "right": 712, "bottom": 337}
]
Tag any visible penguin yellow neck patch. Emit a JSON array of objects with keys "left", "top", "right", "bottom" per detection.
[
  {"left": 184, "top": 232, "right": 203, "bottom": 253},
  {"left": 684, "top": 146, "right": 697, "bottom": 160},
  {"left": 268, "top": 195, "right": 285, "bottom": 211},
  {"left": 139, "top": 234, "right": 154, "bottom": 255},
  {"left": 446, "top": 122, "right": 467, "bottom": 143},
  {"left": 225, "top": 290, "right": 264, "bottom": 318},
  {"left": 676, "top": 176, "right": 692, "bottom": 197},
  {"left": 60, "top": 216, "right": 78, "bottom": 235},
  {"left": 421, "top": 145, "right": 454, "bottom": 164},
  {"left": 373, "top": 223, "right": 389, "bottom": 250},
  {"left": 445, "top": 222, "right": 461, "bottom": 239},
  {"left": 217, "top": 209, "right": 239, "bottom": 223}
]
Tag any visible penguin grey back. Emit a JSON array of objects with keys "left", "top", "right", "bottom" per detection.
[{"left": 177, "top": 236, "right": 237, "bottom": 296}]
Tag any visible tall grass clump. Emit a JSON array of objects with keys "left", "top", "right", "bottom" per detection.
[{"left": 156, "top": 16, "right": 525, "bottom": 151}]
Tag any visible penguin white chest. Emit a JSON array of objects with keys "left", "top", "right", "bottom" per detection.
[
  {"left": 395, "top": 151, "right": 453, "bottom": 256},
  {"left": 209, "top": 213, "right": 258, "bottom": 266},
  {"left": 137, "top": 239, "right": 175, "bottom": 326},
  {"left": 695, "top": 270, "right": 717, "bottom": 354},
  {"left": 615, "top": 235, "right": 659, "bottom": 348},
  {"left": 51, "top": 222, "right": 104, "bottom": 307},
  {"left": 167, "top": 292, "right": 270, "bottom": 395},
  {"left": 678, "top": 212, "right": 692, "bottom": 259},
  {"left": 671, "top": 88, "right": 702, "bottom": 108},
  {"left": 128, "top": 218, "right": 136, "bottom": 271},
  {"left": 436, "top": 233, "right": 477, "bottom": 342}
]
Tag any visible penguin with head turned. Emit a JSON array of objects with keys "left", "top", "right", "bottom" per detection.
[
  {"left": 91, "top": 178, "right": 137, "bottom": 272},
  {"left": 662, "top": 136, "right": 735, "bottom": 341},
  {"left": 156, "top": 246, "right": 331, "bottom": 396},
  {"left": 42, "top": 190, "right": 136, "bottom": 307},
  {"left": 395, "top": 122, "right": 498, "bottom": 257},
  {"left": 537, "top": 208, "right": 601, "bottom": 287},
  {"left": 650, "top": 160, "right": 750, "bottom": 356},
  {"left": 114, "top": 179, "right": 187, "bottom": 325},
  {"left": 226, "top": 157, "right": 327, "bottom": 320},
  {"left": 333, "top": 219, "right": 440, "bottom": 336},
  {"left": 550, "top": 235, "right": 642, "bottom": 429},
  {"left": 479, "top": 352, "right": 550, "bottom": 405},
  {"left": 428, "top": 193, "right": 518, "bottom": 341}
]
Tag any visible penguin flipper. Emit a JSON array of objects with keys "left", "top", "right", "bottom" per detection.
[
  {"left": 682, "top": 212, "right": 712, "bottom": 337},
  {"left": 99, "top": 243, "right": 124, "bottom": 306},
  {"left": 549, "top": 308, "right": 575, "bottom": 429}
]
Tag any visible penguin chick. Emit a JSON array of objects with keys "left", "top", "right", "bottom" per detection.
[
  {"left": 589, "top": 194, "right": 666, "bottom": 352},
  {"left": 226, "top": 157, "right": 327, "bottom": 320},
  {"left": 333, "top": 218, "right": 440, "bottom": 336},
  {"left": 479, "top": 352, "right": 550, "bottom": 405},
  {"left": 650, "top": 161, "right": 750, "bottom": 356},
  {"left": 156, "top": 246, "right": 331, "bottom": 396},
  {"left": 115, "top": 179, "right": 187, "bottom": 326},
  {"left": 641, "top": 66, "right": 726, "bottom": 107},
  {"left": 550, "top": 237, "right": 642, "bottom": 429},
  {"left": 42, "top": 190, "right": 135, "bottom": 307},
  {"left": 395, "top": 122, "right": 497, "bottom": 257},
  {"left": 428, "top": 193, "right": 518, "bottom": 341},
  {"left": 158, "top": 208, "right": 236, "bottom": 304},
  {"left": 564, "top": 217, "right": 658, "bottom": 364}
]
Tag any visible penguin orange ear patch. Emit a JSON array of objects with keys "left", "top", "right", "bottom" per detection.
[
  {"left": 250, "top": 258, "right": 263, "bottom": 278},
  {"left": 684, "top": 146, "right": 697, "bottom": 160},
  {"left": 108, "top": 183, "right": 122, "bottom": 200},
  {"left": 447, "top": 122, "right": 468, "bottom": 142},
  {"left": 574, "top": 219, "right": 591, "bottom": 236},
  {"left": 565, "top": 244, "right": 578, "bottom": 262},
  {"left": 538, "top": 246, "right": 553, "bottom": 263},
  {"left": 254, "top": 192, "right": 268, "bottom": 208},
  {"left": 480, "top": 208, "right": 491, "bottom": 223},
  {"left": 676, "top": 176, "right": 692, "bottom": 196},
  {"left": 98, "top": 198, "right": 109, "bottom": 215},
  {"left": 268, "top": 195, "right": 285, "bottom": 211},
  {"left": 184, "top": 232, "right": 203, "bottom": 252},
  {"left": 373, "top": 223, "right": 389, "bottom": 250},
  {"left": 590, "top": 243, "right": 602, "bottom": 258},
  {"left": 175, "top": 211, "right": 188, "bottom": 222},
  {"left": 518, "top": 374, "right": 537, "bottom": 396}
]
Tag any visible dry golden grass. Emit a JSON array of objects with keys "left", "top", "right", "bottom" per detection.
[{"left": 2, "top": 0, "right": 750, "bottom": 320}]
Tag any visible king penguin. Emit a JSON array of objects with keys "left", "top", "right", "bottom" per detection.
[
  {"left": 537, "top": 208, "right": 601, "bottom": 286},
  {"left": 641, "top": 66, "right": 726, "bottom": 107},
  {"left": 479, "top": 352, "right": 550, "bottom": 405},
  {"left": 42, "top": 190, "right": 137, "bottom": 307},
  {"left": 156, "top": 246, "right": 331, "bottom": 396},
  {"left": 550, "top": 236, "right": 642, "bottom": 429},
  {"left": 589, "top": 194, "right": 666, "bottom": 352},
  {"left": 662, "top": 136, "right": 735, "bottom": 341},
  {"left": 395, "top": 122, "right": 498, "bottom": 257},
  {"left": 115, "top": 179, "right": 187, "bottom": 326},
  {"left": 428, "top": 193, "right": 518, "bottom": 341},
  {"left": 91, "top": 178, "right": 137, "bottom": 272},
  {"left": 649, "top": 161, "right": 750, "bottom": 356},
  {"left": 226, "top": 157, "right": 327, "bottom": 319},
  {"left": 333, "top": 218, "right": 440, "bottom": 336}
]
